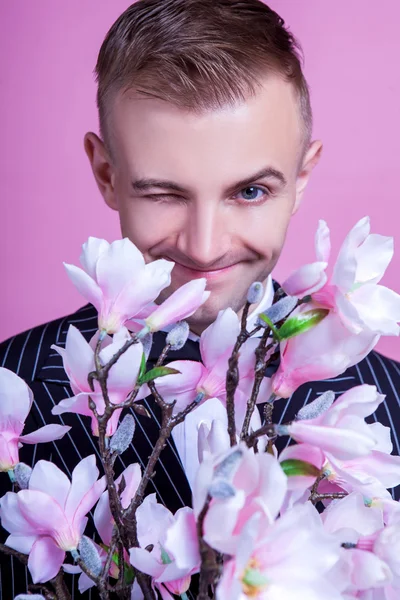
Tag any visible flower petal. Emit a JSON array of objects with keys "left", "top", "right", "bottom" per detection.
[
  {"left": 315, "top": 220, "right": 331, "bottom": 262},
  {"left": 0, "top": 492, "right": 39, "bottom": 536},
  {"left": 28, "top": 460, "right": 71, "bottom": 508},
  {"left": 283, "top": 262, "right": 328, "bottom": 298},
  {"left": 5, "top": 533, "right": 37, "bottom": 554},
  {"left": 146, "top": 279, "right": 210, "bottom": 332},
  {"left": 0, "top": 367, "right": 32, "bottom": 424},
  {"left": 350, "top": 284, "right": 400, "bottom": 335},
  {"left": 79, "top": 237, "right": 109, "bottom": 280},
  {"left": 18, "top": 490, "right": 69, "bottom": 539},
  {"left": 200, "top": 308, "right": 240, "bottom": 369},
  {"left": 19, "top": 424, "right": 71, "bottom": 445},
  {"left": 355, "top": 233, "right": 394, "bottom": 285},
  {"left": 129, "top": 547, "right": 164, "bottom": 578},
  {"left": 332, "top": 216, "right": 370, "bottom": 291},
  {"left": 51, "top": 392, "right": 99, "bottom": 418},
  {"left": 100, "top": 329, "right": 143, "bottom": 393},
  {"left": 63, "top": 325, "right": 95, "bottom": 391},
  {"left": 164, "top": 507, "right": 200, "bottom": 571},
  {"left": 63, "top": 263, "right": 102, "bottom": 310},
  {"left": 65, "top": 455, "right": 103, "bottom": 524},
  {"left": 28, "top": 536, "right": 65, "bottom": 583}
]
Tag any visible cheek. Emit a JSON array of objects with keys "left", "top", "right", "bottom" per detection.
[
  {"left": 239, "top": 200, "right": 293, "bottom": 260},
  {"left": 117, "top": 197, "right": 181, "bottom": 255}
]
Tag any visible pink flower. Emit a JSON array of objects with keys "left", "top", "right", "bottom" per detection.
[
  {"left": 129, "top": 493, "right": 200, "bottom": 598},
  {"left": 216, "top": 503, "right": 341, "bottom": 600},
  {"left": 283, "top": 217, "right": 400, "bottom": 336},
  {"left": 64, "top": 237, "right": 174, "bottom": 333},
  {"left": 273, "top": 218, "right": 400, "bottom": 398},
  {"left": 281, "top": 385, "right": 384, "bottom": 461},
  {"left": 51, "top": 325, "right": 148, "bottom": 436},
  {"left": 319, "top": 421, "right": 400, "bottom": 503},
  {"left": 64, "top": 464, "right": 142, "bottom": 593},
  {"left": 0, "top": 455, "right": 106, "bottom": 583},
  {"left": 272, "top": 309, "right": 379, "bottom": 398},
  {"left": 322, "top": 493, "right": 395, "bottom": 596},
  {"left": 154, "top": 308, "right": 271, "bottom": 427},
  {"left": 143, "top": 279, "right": 210, "bottom": 333},
  {"left": 193, "top": 443, "right": 288, "bottom": 556},
  {"left": 0, "top": 367, "right": 70, "bottom": 472}
]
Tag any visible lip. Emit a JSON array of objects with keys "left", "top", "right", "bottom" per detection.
[{"left": 171, "top": 262, "right": 238, "bottom": 281}]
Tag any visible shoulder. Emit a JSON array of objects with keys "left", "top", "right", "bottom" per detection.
[{"left": 0, "top": 304, "right": 98, "bottom": 383}]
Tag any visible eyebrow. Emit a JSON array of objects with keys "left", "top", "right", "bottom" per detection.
[{"left": 131, "top": 166, "right": 287, "bottom": 195}]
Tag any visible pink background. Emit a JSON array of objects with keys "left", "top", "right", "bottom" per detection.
[{"left": 1, "top": 1, "right": 399, "bottom": 360}]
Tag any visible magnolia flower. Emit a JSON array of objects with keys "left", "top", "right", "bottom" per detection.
[
  {"left": 273, "top": 218, "right": 400, "bottom": 398},
  {"left": 129, "top": 494, "right": 200, "bottom": 599},
  {"left": 154, "top": 308, "right": 271, "bottom": 427},
  {"left": 0, "top": 456, "right": 106, "bottom": 583},
  {"left": 279, "top": 385, "right": 385, "bottom": 461},
  {"left": 64, "top": 464, "right": 142, "bottom": 592},
  {"left": 216, "top": 503, "right": 342, "bottom": 600},
  {"left": 283, "top": 217, "right": 400, "bottom": 336},
  {"left": 193, "top": 443, "right": 288, "bottom": 556},
  {"left": 272, "top": 309, "right": 380, "bottom": 398},
  {"left": 51, "top": 325, "right": 148, "bottom": 436},
  {"left": 64, "top": 237, "right": 174, "bottom": 333},
  {"left": 0, "top": 367, "right": 70, "bottom": 472},
  {"left": 322, "top": 493, "right": 396, "bottom": 597},
  {"left": 319, "top": 421, "right": 400, "bottom": 503}
]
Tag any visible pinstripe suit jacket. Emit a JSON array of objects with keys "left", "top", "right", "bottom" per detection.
[{"left": 1, "top": 302, "right": 400, "bottom": 599}]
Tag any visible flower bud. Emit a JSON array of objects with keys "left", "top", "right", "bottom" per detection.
[
  {"left": 110, "top": 414, "right": 136, "bottom": 455},
  {"left": 209, "top": 479, "right": 236, "bottom": 499},
  {"left": 262, "top": 296, "right": 298, "bottom": 324},
  {"left": 166, "top": 321, "right": 190, "bottom": 351},
  {"left": 247, "top": 282, "right": 264, "bottom": 305},
  {"left": 78, "top": 535, "right": 102, "bottom": 577},
  {"left": 296, "top": 390, "right": 335, "bottom": 421},
  {"left": 141, "top": 332, "right": 153, "bottom": 361},
  {"left": 13, "top": 462, "right": 32, "bottom": 490}
]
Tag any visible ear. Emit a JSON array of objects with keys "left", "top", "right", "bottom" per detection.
[
  {"left": 83, "top": 132, "right": 118, "bottom": 210},
  {"left": 292, "top": 140, "right": 323, "bottom": 215}
]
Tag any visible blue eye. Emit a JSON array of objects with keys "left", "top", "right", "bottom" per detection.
[{"left": 237, "top": 186, "right": 270, "bottom": 204}]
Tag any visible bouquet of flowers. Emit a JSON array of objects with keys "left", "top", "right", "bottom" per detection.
[{"left": 2, "top": 216, "right": 400, "bottom": 600}]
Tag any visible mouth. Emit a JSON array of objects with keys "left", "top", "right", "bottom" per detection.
[{"left": 170, "top": 261, "right": 239, "bottom": 281}]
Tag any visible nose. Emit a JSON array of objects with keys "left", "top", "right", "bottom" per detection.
[{"left": 176, "top": 199, "right": 229, "bottom": 268}]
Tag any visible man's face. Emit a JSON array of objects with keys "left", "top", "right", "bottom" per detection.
[{"left": 85, "top": 75, "right": 321, "bottom": 333}]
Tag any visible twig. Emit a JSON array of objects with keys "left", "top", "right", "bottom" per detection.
[
  {"left": 225, "top": 301, "right": 252, "bottom": 446},
  {"left": 197, "top": 496, "right": 221, "bottom": 600},
  {"left": 240, "top": 333, "right": 274, "bottom": 439},
  {"left": 0, "top": 542, "right": 28, "bottom": 564}
]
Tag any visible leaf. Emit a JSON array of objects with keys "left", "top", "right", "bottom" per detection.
[
  {"left": 138, "top": 352, "right": 147, "bottom": 381},
  {"left": 277, "top": 309, "right": 329, "bottom": 341},
  {"left": 138, "top": 366, "right": 181, "bottom": 385},
  {"left": 280, "top": 459, "right": 320, "bottom": 477},
  {"left": 257, "top": 313, "right": 281, "bottom": 340}
]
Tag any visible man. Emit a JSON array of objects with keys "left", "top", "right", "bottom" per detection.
[{"left": 1, "top": 1, "right": 400, "bottom": 598}]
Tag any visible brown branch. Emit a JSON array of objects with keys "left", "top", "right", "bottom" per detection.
[
  {"left": 0, "top": 542, "right": 28, "bottom": 564},
  {"left": 240, "top": 332, "right": 273, "bottom": 439},
  {"left": 225, "top": 301, "right": 252, "bottom": 446},
  {"left": 197, "top": 496, "right": 221, "bottom": 600}
]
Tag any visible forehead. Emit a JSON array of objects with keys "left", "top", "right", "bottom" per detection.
[{"left": 109, "top": 75, "right": 303, "bottom": 184}]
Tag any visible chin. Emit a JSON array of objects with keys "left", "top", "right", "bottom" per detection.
[{"left": 186, "top": 292, "right": 247, "bottom": 334}]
